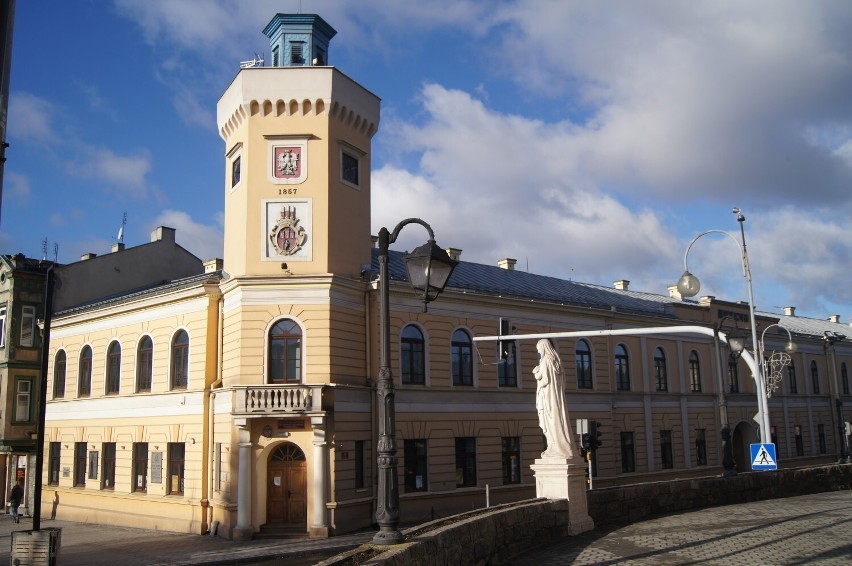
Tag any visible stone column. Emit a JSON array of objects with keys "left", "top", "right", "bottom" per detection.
[
  {"left": 232, "top": 419, "right": 254, "bottom": 540},
  {"left": 310, "top": 415, "right": 329, "bottom": 537},
  {"left": 531, "top": 456, "right": 595, "bottom": 535}
]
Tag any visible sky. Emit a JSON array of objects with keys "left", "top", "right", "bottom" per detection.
[{"left": 3, "top": 0, "right": 852, "bottom": 323}]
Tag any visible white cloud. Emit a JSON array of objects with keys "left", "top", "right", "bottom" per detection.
[
  {"left": 150, "top": 209, "right": 223, "bottom": 261},
  {"left": 68, "top": 147, "right": 152, "bottom": 194},
  {"left": 8, "top": 92, "right": 59, "bottom": 144},
  {"left": 4, "top": 172, "right": 30, "bottom": 205}
]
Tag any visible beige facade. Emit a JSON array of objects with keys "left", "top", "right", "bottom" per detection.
[{"left": 37, "top": 12, "right": 851, "bottom": 541}]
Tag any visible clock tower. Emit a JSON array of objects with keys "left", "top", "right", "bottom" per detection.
[{"left": 217, "top": 13, "right": 380, "bottom": 278}]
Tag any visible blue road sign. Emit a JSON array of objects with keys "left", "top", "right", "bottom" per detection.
[{"left": 750, "top": 443, "right": 777, "bottom": 471}]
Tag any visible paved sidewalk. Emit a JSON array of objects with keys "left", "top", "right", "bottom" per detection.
[
  {"left": 0, "top": 516, "right": 373, "bottom": 566},
  {"left": 0, "top": 491, "right": 849, "bottom": 565},
  {"left": 512, "top": 490, "right": 852, "bottom": 565}
]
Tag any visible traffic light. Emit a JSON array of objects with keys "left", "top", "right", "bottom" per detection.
[
  {"left": 498, "top": 318, "right": 514, "bottom": 360},
  {"left": 590, "top": 421, "right": 603, "bottom": 449},
  {"left": 580, "top": 432, "right": 590, "bottom": 456}
]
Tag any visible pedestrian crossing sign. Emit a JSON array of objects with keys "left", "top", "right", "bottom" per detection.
[{"left": 750, "top": 443, "right": 777, "bottom": 471}]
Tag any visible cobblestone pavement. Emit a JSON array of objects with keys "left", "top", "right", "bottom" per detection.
[
  {"left": 512, "top": 491, "right": 852, "bottom": 565},
  {"left": 0, "top": 491, "right": 849, "bottom": 565},
  {"left": 0, "top": 516, "right": 373, "bottom": 566}
]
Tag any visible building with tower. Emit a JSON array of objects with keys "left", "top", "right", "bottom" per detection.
[{"left": 37, "top": 13, "right": 850, "bottom": 541}]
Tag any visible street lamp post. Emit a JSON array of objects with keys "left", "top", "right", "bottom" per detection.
[
  {"left": 677, "top": 208, "right": 771, "bottom": 444},
  {"left": 713, "top": 318, "right": 746, "bottom": 476},
  {"left": 823, "top": 332, "right": 849, "bottom": 464},
  {"left": 373, "top": 218, "right": 457, "bottom": 545}
]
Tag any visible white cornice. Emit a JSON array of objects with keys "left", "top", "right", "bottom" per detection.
[
  {"left": 46, "top": 391, "right": 205, "bottom": 421},
  {"left": 51, "top": 295, "right": 211, "bottom": 337}
]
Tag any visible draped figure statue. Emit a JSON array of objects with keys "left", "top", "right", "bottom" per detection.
[{"left": 533, "top": 339, "right": 576, "bottom": 458}]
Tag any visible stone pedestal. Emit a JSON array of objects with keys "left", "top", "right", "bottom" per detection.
[{"left": 531, "top": 456, "right": 595, "bottom": 535}]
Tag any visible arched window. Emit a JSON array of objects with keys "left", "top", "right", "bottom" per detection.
[
  {"left": 576, "top": 339, "right": 592, "bottom": 389},
  {"left": 401, "top": 325, "right": 425, "bottom": 385},
  {"left": 78, "top": 346, "right": 92, "bottom": 397},
  {"left": 106, "top": 341, "right": 121, "bottom": 394},
  {"left": 268, "top": 319, "right": 302, "bottom": 384},
  {"left": 810, "top": 360, "right": 820, "bottom": 394},
  {"left": 614, "top": 344, "right": 630, "bottom": 391},
  {"left": 689, "top": 350, "right": 701, "bottom": 392},
  {"left": 842, "top": 363, "right": 849, "bottom": 395},
  {"left": 53, "top": 350, "right": 66, "bottom": 399},
  {"left": 728, "top": 357, "right": 740, "bottom": 393},
  {"left": 137, "top": 336, "right": 153, "bottom": 392},
  {"left": 451, "top": 329, "right": 473, "bottom": 386},
  {"left": 171, "top": 330, "right": 189, "bottom": 390},
  {"left": 654, "top": 347, "right": 668, "bottom": 391},
  {"left": 787, "top": 362, "right": 798, "bottom": 394}
]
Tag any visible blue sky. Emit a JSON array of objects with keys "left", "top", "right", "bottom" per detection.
[{"left": 3, "top": 1, "right": 852, "bottom": 323}]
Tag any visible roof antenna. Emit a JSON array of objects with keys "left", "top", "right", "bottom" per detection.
[
  {"left": 41, "top": 238, "right": 48, "bottom": 261},
  {"left": 53, "top": 242, "right": 59, "bottom": 263},
  {"left": 117, "top": 212, "right": 127, "bottom": 244}
]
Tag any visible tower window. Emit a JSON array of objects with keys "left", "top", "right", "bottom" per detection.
[
  {"left": 290, "top": 42, "right": 304, "bottom": 64},
  {"left": 342, "top": 152, "right": 359, "bottom": 186},
  {"left": 272, "top": 46, "right": 279, "bottom": 66},
  {"left": 231, "top": 156, "right": 241, "bottom": 188}
]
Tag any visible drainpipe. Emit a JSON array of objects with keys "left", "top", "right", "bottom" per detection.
[{"left": 202, "top": 292, "right": 225, "bottom": 534}]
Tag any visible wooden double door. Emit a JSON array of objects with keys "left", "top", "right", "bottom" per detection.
[{"left": 267, "top": 443, "right": 307, "bottom": 524}]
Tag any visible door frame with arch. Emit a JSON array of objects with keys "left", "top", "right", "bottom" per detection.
[{"left": 266, "top": 441, "right": 308, "bottom": 527}]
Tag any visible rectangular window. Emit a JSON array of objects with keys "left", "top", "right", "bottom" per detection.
[
  {"left": 404, "top": 439, "right": 428, "bottom": 492},
  {"left": 48, "top": 442, "right": 61, "bottom": 486},
  {"left": 231, "top": 155, "right": 241, "bottom": 188},
  {"left": 620, "top": 432, "right": 635, "bottom": 473},
  {"left": 788, "top": 364, "right": 798, "bottom": 394},
  {"left": 133, "top": 442, "right": 148, "bottom": 492},
  {"left": 20, "top": 305, "right": 35, "bottom": 347},
  {"left": 794, "top": 425, "right": 804, "bottom": 457},
  {"left": 728, "top": 359, "right": 739, "bottom": 393},
  {"left": 818, "top": 424, "right": 826, "bottom": 454},
  {"left": 0, "top": 304, "right": 6, "bottom": 346},
  {"left": 88, "top": 450, "right": 99, "bottom": 480},
  {"left": 355, "top": 441, "right": 369, "bottom": 490},
  {"left": 501, "top": 437, "right": 521, "bottom": 484},
  {"left": 290, "top": 42, "right": 304, "bottom": 64},
  {"left": 341, "top": 151, "right": 359, "bottom": 186},
  {"left": 272, "top": 45, "right": 279, "bottom": 66},
  {"left": 497, "top": 343, "right": 517, "bottom": 387},
  {"left": 168, "top": 443, "right": 185, "bottom": 495},
  {"left": 455, "top": 437, "right": 477, "bottom": 488},
  {"left": 660, "top": 430, "right": 674, "bottom": 469},
  {"left": 695, "top": 429, "right": 707, "bottom": 466},
  {"left": 102, "top": 443, "right": 116, "bottom": 490},
  {"left": 74, "top": 442, "right": 87, "bottom": 487},
  {"left": 14, "top": 378, "right": 32, "bottom": 422}
]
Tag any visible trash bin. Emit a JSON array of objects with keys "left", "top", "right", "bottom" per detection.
[{"left": 10, "top": 528, "right": 61, "bottom": 565}]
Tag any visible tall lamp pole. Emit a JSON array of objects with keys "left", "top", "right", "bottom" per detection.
[
  {"left": 373, "top": 218, "right": 457, "bottom": 545},
  {"left": 823, "top": 332, "right": 849, "bottom": 464},
  {"left": 677, "top": 208, "right": 771, "bottom": 444}
]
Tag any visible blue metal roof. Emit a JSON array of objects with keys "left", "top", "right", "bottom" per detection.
[{"left": 373, "top": 248, "right": 678, "bottom": 317}]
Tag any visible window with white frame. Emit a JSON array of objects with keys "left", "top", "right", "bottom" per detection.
[{"left": 20, "top": 305, "right": 35, "bottom": 347}]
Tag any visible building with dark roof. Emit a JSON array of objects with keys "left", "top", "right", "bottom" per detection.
[{"left": 35, "top": 12, "right": 851, "bottom": 541}]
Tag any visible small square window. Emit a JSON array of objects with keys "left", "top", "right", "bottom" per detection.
[
  {"left": 341, "top": 152, "right": 359, "bottom": 186},
  {"left": 231, "top": 156, "right": 241, "bottom": 188}
]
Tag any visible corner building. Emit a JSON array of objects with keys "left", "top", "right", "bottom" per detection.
[{"left": 40, "top": 13, "right": 851, "bottom": 540}]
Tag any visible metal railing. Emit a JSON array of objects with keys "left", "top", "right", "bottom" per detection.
[{"left": 232, "top": 384, "right": 323, "bottom": 415}]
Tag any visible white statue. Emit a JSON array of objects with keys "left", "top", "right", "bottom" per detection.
[{"left": 533, "top": 338, "right": 576, "bottom": 458}]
